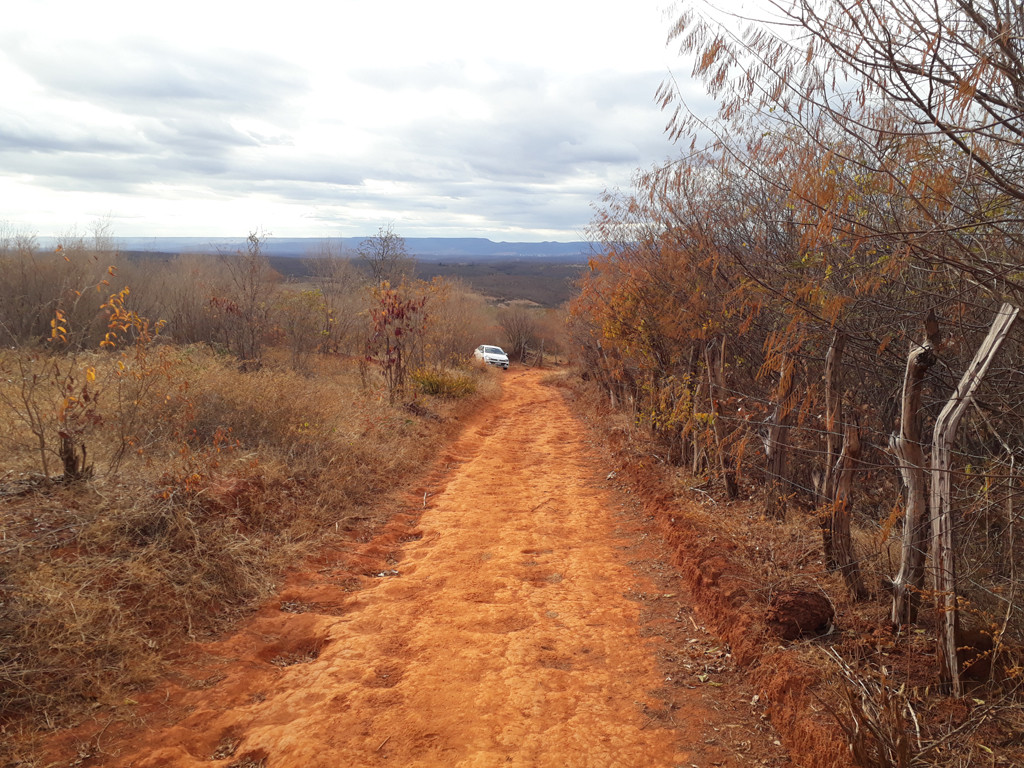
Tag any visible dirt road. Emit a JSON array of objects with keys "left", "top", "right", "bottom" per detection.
[{"left": 80, "top": 369, "right": 785, "bottom": 767}]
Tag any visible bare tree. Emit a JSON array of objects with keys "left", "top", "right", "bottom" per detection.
[
  {"left": 306, "top": 241, "right": 365, "bottom": 355},
  {"left": 275, "top": 289, "right": 326, "bottom": 372},
  {"left": 216, "top": 231, "right": 280, "bottom": 371},
  {"left": 497, "top": 306, "right": 538, "bottom": 362},
  {"left": 358, "top": 223, "right": 414, "bottom": 286}
]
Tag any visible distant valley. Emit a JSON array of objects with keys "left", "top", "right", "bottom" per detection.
[
  {"left": 79, "top": 236, "right": 597, "bottom": 262},
  {"left": 95, "top": 236, "right": 594, "bottom": 307}
]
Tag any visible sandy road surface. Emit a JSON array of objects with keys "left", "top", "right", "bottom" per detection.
[{"left": 82, "top": 369, "right": 776, "bottom": 768}]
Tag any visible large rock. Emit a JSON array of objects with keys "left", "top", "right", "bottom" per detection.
[{"left": 766, "top": 589, "right": 834, "bottom": 640}]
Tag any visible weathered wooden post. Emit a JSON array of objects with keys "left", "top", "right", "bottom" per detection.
[
  {"left": 890, "top": 318, "right": 938, "bottom": 628},
  {"left": 930, "top": 302, "right": 1019, "bottom": 695}
]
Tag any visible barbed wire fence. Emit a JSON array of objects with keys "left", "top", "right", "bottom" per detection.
[{"left": 578, "top": 309, "right": 1024, "bottom": 695}]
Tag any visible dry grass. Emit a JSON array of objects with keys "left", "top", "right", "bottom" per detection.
[
  {"left": 537, "top": 367, "right": 574, "bottom": 388},
  {"left": 0, "top": 347, "right": 497, "bottom": 758}
]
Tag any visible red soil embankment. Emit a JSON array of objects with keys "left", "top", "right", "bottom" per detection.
[{"left": 606, "top": 462, "right": 851, "bottom": 768}]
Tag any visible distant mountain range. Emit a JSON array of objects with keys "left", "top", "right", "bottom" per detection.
[{"left": 90, "top": 236, "right": 597, "bottom": 261}]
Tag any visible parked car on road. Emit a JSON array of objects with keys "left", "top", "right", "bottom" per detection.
[{"left": 474, "top": 344, "right": 509, "bottom": 370}]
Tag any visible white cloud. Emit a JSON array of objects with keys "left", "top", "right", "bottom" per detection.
[{"left": 0, "top": 0, "right": 686, "bottom": 240}]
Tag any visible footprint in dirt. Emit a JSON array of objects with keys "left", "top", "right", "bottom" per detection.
[{"left": 258, "top": 636, "right": 328, "bottom": 668}]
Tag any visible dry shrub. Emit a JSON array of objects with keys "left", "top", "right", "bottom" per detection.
[
  {"left": 539, "top": 369, "right": 573, "bottom": 388},
  {"left": 822, "top": 651, "right": 922, "bottom": 768},
  {"left": 821, "top": 646, "right": 1024, "bottom": 768},
  {"left": 0, "top": 346, "right": 496, "bottom": 745}
]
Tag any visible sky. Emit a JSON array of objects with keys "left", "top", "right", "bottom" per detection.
[{"left": 0, "top": 0, "right": 711, "bottom": 242}]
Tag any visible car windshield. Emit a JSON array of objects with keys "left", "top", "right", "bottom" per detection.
[{"left": 485, "top": 347, "right": 505, "bottom": 354}]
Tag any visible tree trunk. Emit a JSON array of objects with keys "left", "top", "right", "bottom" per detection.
[
  {"left": 832, "top": 415, "right": 867, "bottom": 599},
  {"left": 764, "top": 354, "right": 795, "bottom": 519},
  {"left": 59, "top": 433, "right": 89, "bottom": 482},
  {"left": 890, "top": 336, "right": 937, "bottom": 628},
  {"left": 595, "top": 342, "right": 618, "bottom": 408},
  {"left": 678, "top": 344, "right": 701, "bottom": 469},
  {"left": 705, "top": 337, "right": 737, "bottom": 499},
  {"left": 931, "top": 302, "right": 1019, "bottom": 696},
  {"left": 819, "top": 332, "right": 846, "bottom": 570}
]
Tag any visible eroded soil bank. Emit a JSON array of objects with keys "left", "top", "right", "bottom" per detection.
[{"left": 47, "top": 369, "right": 792, "bottom": 767}]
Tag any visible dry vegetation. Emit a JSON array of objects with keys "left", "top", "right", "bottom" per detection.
[
  {"left": 565, "top": 2, "right": 1024, "bottom": 765},
  {"left": 0, "top": 227, "right": 505, "bottom": 762},
  {"left": 563, "top": 373, "right": 1024, "bottom": 768}
]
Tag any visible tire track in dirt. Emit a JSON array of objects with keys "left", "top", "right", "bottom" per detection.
[{"left": 68, "top": 370, "right": 780, "bottom": 767}]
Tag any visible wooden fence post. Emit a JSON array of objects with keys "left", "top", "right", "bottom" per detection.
[
  {"left": 931, "top": 302, "right": 1019, "bottom": 695},
  {"left": 890, "top": 330, "right": 937, "bottom": 628}
]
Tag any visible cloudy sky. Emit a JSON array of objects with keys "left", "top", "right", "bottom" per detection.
[{"left": 0, "top": 0, "right": 707, "bottom": 241}]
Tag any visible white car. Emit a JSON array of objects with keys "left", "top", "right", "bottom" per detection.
[{"left": 474, "top": 344, "right": 509, "bottom": 370}]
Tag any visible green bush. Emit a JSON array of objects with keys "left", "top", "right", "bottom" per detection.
[{"left": 411, "top": 368, "right": 477, "bottom": 398}]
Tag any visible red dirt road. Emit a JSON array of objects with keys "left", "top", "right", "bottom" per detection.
[{"left": 80, "top": 370, "right": 787, "bottom": 767}]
